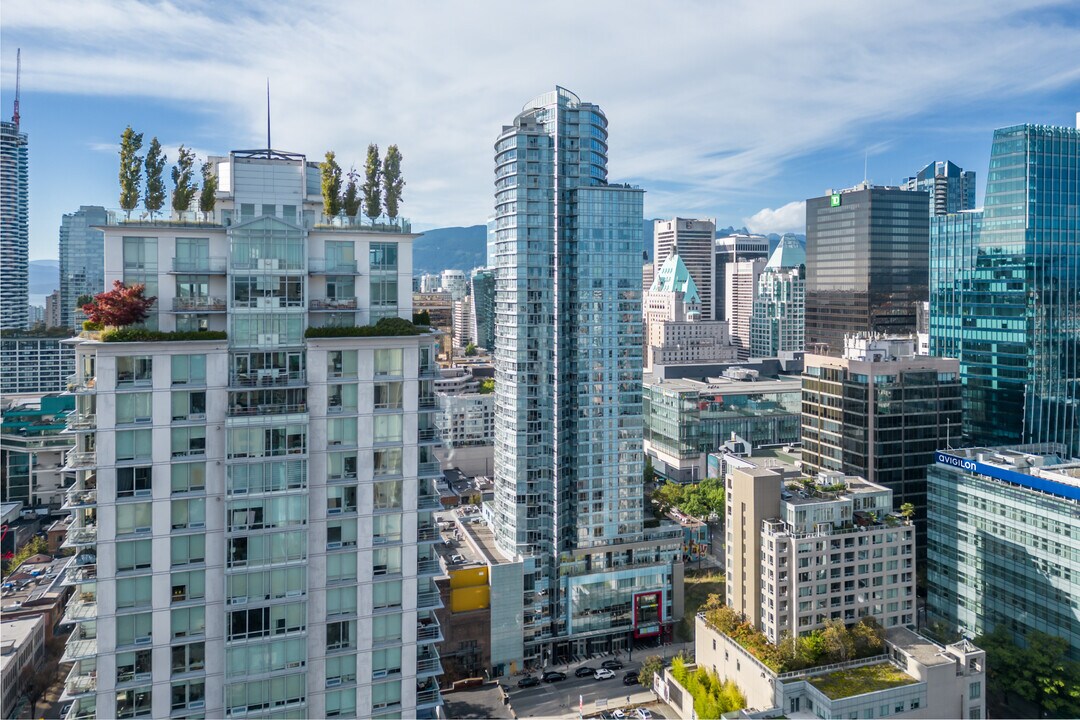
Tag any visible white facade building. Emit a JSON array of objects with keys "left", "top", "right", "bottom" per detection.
[
  {"left": 58, "top": 148, "right": 444, "bottom": 720},
  {"left": 726, "top": 257, "right": 768, "bottom": 359},
  {"left": 653, "top": 218, "right": 716, "bottom": 320},
  {"left": 644, "top": 255, "right": 736, "bottom": 369},
  {"left": 438, "top": 270, "right": 467, "bottom": 302}
]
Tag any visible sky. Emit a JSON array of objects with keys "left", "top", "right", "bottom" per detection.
[{"left": 2, "top": 0, "right": 1079, "bottom": 260}]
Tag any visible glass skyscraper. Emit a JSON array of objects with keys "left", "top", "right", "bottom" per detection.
[
  {"left": 60, "top": 205, "right": 111, "bottom": 330},
  {"left": 1, "top": 119, "right": 29, "bottom": 330},
  {"left": 929, "top": 122, "right": 1080, "bottom": 456},
  {"left": 902, "top": 160, "right": 976, "bottom": 216},
  {"left": 491, "top": 87, "right": 682, "bottom": 663}
]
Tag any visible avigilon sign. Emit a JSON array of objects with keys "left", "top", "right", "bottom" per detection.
[{"left": 935, "top": 452, "right": 1080, "bottom": 501}]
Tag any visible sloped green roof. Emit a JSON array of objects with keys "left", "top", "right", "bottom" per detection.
[{"left": 650, "top": 254, "right": 700, "bottom": 305}]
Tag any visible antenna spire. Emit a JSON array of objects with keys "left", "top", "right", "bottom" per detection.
[
  {"left": 266, "top": 78, "right": 271, "bottom": 151},
  {"left": 13, "top": 48, "right": 21, "bottom": 129}
]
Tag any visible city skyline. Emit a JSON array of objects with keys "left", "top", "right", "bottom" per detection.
[{"left": 1, "top": 1, "right": 1079, "bottom": 260}]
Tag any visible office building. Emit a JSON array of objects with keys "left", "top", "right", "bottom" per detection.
[
  {"left": 58, "top": 147, "right": 444, "bottom": 720},
  {"left": 59, "top": 205, "right": 110, "bottom": 329},
  {"left": 468, "top": 268, "right": 495, "bottom": 351},
  {"left": 0, "top": 394, "right": 74, "bottom": 510},
  {"left": 801, "top": 335, "right": 961, "bottom": 550},
  {"left": 435, "top": 367, "right": 494, "bottom": 477},
  {"left": 0, "top": 334, "right": 76, "bottom": 394},
  {"left": 643, "top": 254, "right": 735, "bottom": 369},
  {"left": 1, "top": 118, "right": 29, "bottom": 330},
  {"left": 643, "top": 369, "right": 801, "bottom": 483},
  {"left": 671, "top": 619, "right": 985, "bottom": 720},
  {"left": 654, "top": 218, "right": 716, "bottom": 320},
  {"left": 714, "top": 234, "right": 769, "bottom": 326},
  {"left": 492, "top": 87, "right": 683, "bottom": 662},
  {"left": 439, "top": 269, "right": 467, "bottom": 302},
  {"left": 902, "top": 160, "right": 976, "bottom": 217},
  {"left": 412, "top": 291, "right": 453, "bottom": 359},
  {"left": 927, "top": 446, "right": 1080, "bottom": 660},
  {"left": 642, "top": 253, "right": 654, "bottom": 295},
  {"left": 750, "top": 236, "right": 805, "bottom": 357},
  {"left": 725, "top": 257, "right": 768, "bottom": 359},
  {"left": 1, "top": 615, "right": 46, "bottom": 719},
  {"left": 929, "top": 121, "right": 1080, "bottom": 456},
  {"left": 46, "top": 290, "right": 63, "bottom": 328},
  {"left": 452, "top": 297, "right": 473, "bottom": 350},
  {"left": 806, "top": 183, "right": 929, "bottom": 355}
]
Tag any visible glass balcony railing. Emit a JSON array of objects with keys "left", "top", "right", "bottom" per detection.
[
  {"left": 417, "top": 558, "right": 442, "bottom": 576},
  {"left": 416, "top": 616, "right": 442, "bottom": 643},
  {"left": 416, "top": 652, "right": 443, "bottom": 676},
  {"left": 309, "top": 297, "right": 359, "bottom": 311},
  {"left": 64, "top": 450, "right": 96, "bottom": 470},
  {"left": 172, "top": 297, "right": 227, "bottom": 312},
  {"left": 61, "top": 635, "right": 98, "bottom": 663},
  {"left": 417, "top": 461, "right": 442, "bottom": 478},
  {"left": 64, "top": 488, "right": 97, "bottom": 510},
  {"left": 63, "top": 524, "right": 98, "bottom": 548},
  {"left": 308, "top": 258, "right": 360, "bottom": 274},
  {"left": 417, "top": 524, "right": 439, "bottom": 542},
  {"left": 171, "top": 257, "right": 227, "bottom": 273},
  {"left": 229, "top": 370, "right": 306, "bottom": 388}
]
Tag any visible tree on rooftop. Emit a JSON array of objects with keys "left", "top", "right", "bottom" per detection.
[
  {"left": 342, "top": 167, "right": 361, "bottom": 222},
  {"left": 143, "top": 137, "right": 167, "bottom": 220},
  {"left": 81, "top": 281, "right": 156, "bottom": 328},
  {"left": 382, "top": 144, "right": 405, "bottom": 222},
  {"left": 899, "top": 502, "right": 915, "bottom": 521},
  {"left": 321, "top": 151, "right": 343, "bottom": 220},
  {"left": 363, "top": 143, "right": 382, "bottom": 224},
  {"left": 199, "top": 160, "right": 218, "bottom": 220},
  {"left": 821, "top": 619, "right": 856, "bottom": 663},
  {"left": 171, "top": 146, "right": 198, "bottom": 220},
  {"left": 118, "top": 126, "right": 144, "bottom": 219}
]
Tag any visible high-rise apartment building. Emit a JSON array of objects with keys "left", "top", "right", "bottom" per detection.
[
  {"left": 0, "top": 335, "right": 76, "bottom": 394},
  {"left": 59, "top": 205, "right": 111, "bottom": 329},
  {"left": 439, "top": 269, "right": 467, "bottom": 302},
  {"left": 714, "top": 234, "right": 769, "bottom": 325},
  {"left": 46, "top": 290, "right": 63, "bottom": 328},
  {"left": 801, "top": 335, "right": 960, "bottom": 551},
  {"left": 452, "top": 297, "right": 473, "bottom": 350},
  {"left": 926, "top": 446, "right": 1080, "bottom": 660},
  {"left": 492, "top": 87, "right": 683, "bottom": 662},
  {"left": 750, "top": 237, "right": 805, "bottom": 357},
  {"left": 58, "top": 148, "right": 444, "bottom": 720},
  {"left": 1, "top": 119, "right": 29, "bottom": 330},
  {"left": 805, "top": 183, "right": 929, "bottom": 355},
  {"left": 723, "top": 455, "right": 916, "bottom": 642},
  {"left": 929, "top": 121, "right": 1080, "bottom": 456},
  {"left": 725, "top": 257, "right": 768, "bottom": 359},
  {"left": 468, "top": 268, "right": 495, "bottom": 351},
  {"left": 902, "top": 160, "right": 976, "bottom": 217},
  {"left": 654, "top": 218, "right": 716, "bottom": 320}
]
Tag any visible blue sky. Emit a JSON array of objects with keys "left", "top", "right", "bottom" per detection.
[{"left": 2, "top": 0, "right": 1079, "bottom": 260}]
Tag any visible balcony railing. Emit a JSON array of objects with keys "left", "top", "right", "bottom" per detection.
[
  {"left": 417, "top": 461, "right": 442, "bottom": 478},
  {"left": 419, "top": 364, "right": 440, "bottom": 380},
  {"left": 64, "top": 525, "right": 98, "bottom": 547},
  {"left": 309, "top": 297, "right": 358, "bottom": 311},
  {"left": 418, "top": 427, "right": 440, "bottom": 443},
  {"left": 416, "top": 654, "right": 443, "bottom": 676},
  {"left": 416, "top": 589, "right": 442, "bottom": 610},
  {"left": 417, "top": 492, "right": 442, "bottom": 511},
  {"left": 171, "top": 257, "right": 227, "bottom": 273},
  {"left": 417, "top": 524, "right": 439, "bottom": 542},
  {"left": 61, "top": 636, "right": 98, "bottom": 663},
  {"left": 229, "top": 371, "right": 307, "bottom": 388},
  {"left": 63, "top": 596, "right": 98, "bottom": 624},
  {"left": 416, "top": 618, "right": 442, "bottom": 642},
  {"left": 64, "top": 489, "right": 97, "bottom": 509},
  {"left": 64, "top": 451, "right": 96, "bottom": 471},
  {"left": 63, "top": 563, "right": 97, "bottom": 585},
  {"left": 417, "top": 558, "right": 442, "bottom": 576},
  {"left": 228, "top": 403, "right": 307, "bottom": 417},
  {"left": 416, "top": 687, "right": 442, "bottom": 707},
  {"left": 418, "top": 396, "right": 439, "bottom": 411},
  {"left": 67, "top": 413, "right": 96, "bottom": 431},
  {"left": 62, "top": 670, "right": 97, "bottom": 699},
  {"left": 172, "top": 297, "right": 227, "bottom": 312},
  {"left": 308, "top": 258, "right": 360, "bottom": 274}
]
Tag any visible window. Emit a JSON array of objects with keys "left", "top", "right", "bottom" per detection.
[
  {"left": 373, "top": 414, "right": 402, "bottom": 444},
  {"left": 327, "top": 486, "right": 358, "bottom": 514},
  {"left": 117, "top": 356, "right": 153, "bottom": 385},
  {"left": 116, "top": 392, "right": 152, "bottom": 424},
  {"left": 370, "top": 276, "right": 398, "bottom": 320},
  {"left": 326, "top": 620, "right": 356, "bottom": 651},
  {"left": 328, "top": 452, "right": 358, "bottom": 480},
  {"left": 325, "top": 688, "right": 357, "bottom": 718},
  {"left": 910, "top": 699, "right": 920, "bottom": 710},
  {"left": 326, "top": 275, "right": 355, "bottom": 300},
  {"left": 117, "top": 503, "right": 152, "bottom": 535},
  {"left": 372, "top": 647, "right": 402, "bottom": 676},
  {"left": 373, "top": 581, "right": 402, "bottom": 610},
  {"left": 172, "top": 355, "right": 208, "bottom": 386},
  {"left": 373, "top": 547, "right": 402, "bottom": 576},
  {"left": 117, "top": 649, "right": 152, "bottom": 682},
  {"left": 328, "top": 383, "right": 358, "bottom": 413},
  {"left": 171, "top": 462, "right": 206, "bottom": 494},
  {"left": 373, "top": 514, "right": 402, "bottom": 544},
  {"left": 171, "top": 498, "right": 206, "bottom": 529},
  {"left": 327, "top": 350, "right": 357, "bottom": 379},
  {"left": 374, "top": 348, "right": 403, "bottom": 376},
  {"left": 327, "top": 417, "right": 357, "bottom": 447},
  {"left": 374, "top": 382, "right": 403, "bottom": 409},
  {"left": 970, "top": 681, "right": 981, "bottom": 700},
  {"left": 172, "top": 570, "right": 206, "bottom": 603},
  {"left": 373, "top": 448, "right": 403, "bottom": 477},
  {"left": 326, "top": 655, "right": 357, "bottom": 684},
  {"left": 171, "top": 607, "right": 206, "bottom": 639},
  {"left": 227, "top": 567, "right": 305, "bottom": 603},
  {"left": 172, "top": 391, "right": 206, "bottom": 421},
  {"left": 327, "top": 520, "right": 358, "bottom": 549},
  {"left": 371, "top": 679, "right": 402, "bottom": 710},
  {"left": 116, "top": 429, "right": 153, "bottom": 462},
  {"left": 228, "top": 603, "right": 305, "bottom": 640},
  {"left": 327, "top": 586, "right": 358, "bottom": 617},
  {"left": 171, "top": 680, "right": 205, "bottom": 711},
  {"left": 373, "top": 480, "right": 403, "bottom": 509},
  {"left": 225, "top": 673, "right": 305, "bottom": 714},
  {"left": 116, "top": 612, "right": 153, "bottom": 645},
  {"left": 226, "top": 638, "right": 305, "bottom": 677},
  {"left": 171, "top": 426, "right": 206, "bottom": 457},
  {"left": 171, "top": 535, "right": 206, "bottom": 566},
  {"left": 369, "top": 242, "right": 398, "bottom": 271},
  {"left": 327, "top": 553, "right": 357, "bottom": 584},
  {"left": 175, "top": 238, "right": 209, "bottom": 270},
  {"left": 117, "top": 540, "right": 152, "bottom": 572},
  {"left": 117, "top": 466, "right": 152, "bottom": 498},
  {"left": 117, "top": 577, "right": 153, "bottom": 609},
  {"left": 116, "top": 686, "right": 152, "bottom": 719}
]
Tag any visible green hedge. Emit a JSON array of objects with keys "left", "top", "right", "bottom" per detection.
[
  {"left": 82, "top": 320, "right": 103, "bottom": 331},
  {"left": 305, "top": 317, "right": 424, "bottom": 338},
  {"left": 101, "top": 329, "right": 228, "bottom": 342}
]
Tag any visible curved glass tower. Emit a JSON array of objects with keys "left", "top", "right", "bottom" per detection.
[{"left": 492, "top": 88, "right": 683, "bottom": 663}]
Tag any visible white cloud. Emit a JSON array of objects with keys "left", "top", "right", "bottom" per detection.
[
  {"left": 4, "top": 0, "right": 1080, "bottom": 228},
  {"left": 744, "top": 201, "right": 806, "bottom": 235}
]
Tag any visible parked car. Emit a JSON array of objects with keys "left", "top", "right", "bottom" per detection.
[
  {"left": 60, "top": 705, "right": 72, "bottom": 719},
  {"left": 517, "top": 676, "right": 540, "bottom": 688},
  {"left": 635, "top": 709, "right": 653, "bottom": 720},
  {"left": 593, "top": 668, "right": 616, "bottom": 680},
  {"left": 612, "top": 710, "right": 627, "bottom": 720},
  {"left": 575, "top": 665, "right": 596, "bottom": 677},
  {"left": 622, "top": 671, "right": 639, "bottom": 685},
  {"left": 450, "top": 554, "right": 466, "bottom": 564},
  {"left": 542, "top": 670, "right": 567, "bottom": 683},
  {"left": 601, "top": 659, "right": 624, "bottom": 670}
]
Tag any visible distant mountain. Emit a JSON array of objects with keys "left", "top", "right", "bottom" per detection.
[
  {"left": 413, "top": 225, "right": 487, "bottom": 274},
  {"left": 28, "top": 259, "right": 60, "bottom": 306}
]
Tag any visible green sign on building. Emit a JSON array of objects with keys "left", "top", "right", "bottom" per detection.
[{"left": 830, "top": 194, "right": 841, "bottom": 207}]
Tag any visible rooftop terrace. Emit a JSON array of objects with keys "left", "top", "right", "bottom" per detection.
[{"left": 808, "top": 662, "right": 917, "bottom": 700}]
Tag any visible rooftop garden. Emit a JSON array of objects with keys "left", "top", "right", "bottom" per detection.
[
  {"left": 101, "top": 328, "right": 227, "bottom": 342},
  {"left": 670, "top": 655, "right": 746, "bottom": 718},
  {"left": 702, "top": 602, "right": 887, "bottom": 674},
  {"left": 305, "top": 317, "right": 425, "bottom": 338},
  {"left": 808, "top": 662, "right": 916, "bottom": 700}
]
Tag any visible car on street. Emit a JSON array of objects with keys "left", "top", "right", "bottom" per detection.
[
  {"left": 517, "top": 676, "right": 540, "bottom": 688},
  {"left": 575, "top": 665, "right": 596, "bottom": 677},
  {"left": 635, "top": 708, "right": 653, "bottom": 720},
  {"left": 542, "top": 670, "right": 567, "bottom": 683},
  {"left": 601, "top": 659, "right": 624, "bottom": 670},
  {"left": 622, "top": 671, "right": 639, "bottom": 685},
  {"left": 594, "top": 668, "right": 616, "bottom": 680}
]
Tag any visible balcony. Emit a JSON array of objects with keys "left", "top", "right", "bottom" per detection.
[
  {"left": 63, "top": 524, "right": 98, "bottom": 548},
  {"left": 309, "top": 297, "right": 358, "bottom": 311},
  {"left": 308, "top": 258, "right": 360, "bottom": 274},
  {"left": 417, "top": 558, "right": 442, "bottom": 577},
  {"left": 171, "top": 297, "right": 227, "bottom": 312},
  {"left": 228, "top": 402, "right": 307, "bottom": 417},
  {"left": 417, "top": 524, "right": 439, "bottom": 543},
  {"left": 61, "top": 667, "right": 97, "bottom": 700},
  {"left": 417, "top": 491, "right": 442, "bottom": 512},
  {"left": 416, "top": 588, "right": 443, "bottom": 611},
  {"left": 417, "top": 427, "right": 440, "bottom": 444},
  {"left": 62, "top": 635, "right": 98, "bottom": 663},
  {"left": 416, "top": 650, "right": 443, "bottom": 677},
  {"left": 62, "top": 561, "right": 97, "bottom": 586},
  {"left": 417, "top": 461, "right": 442, "bottom": 479},
  {"left": 416, "top": 616, "right": 443, "bottom": 644},
  {"left": 229, "top": 370, "right": 306, "bottom": 388},
  {"left": 416, "top": 685, "right": 442, "bottom": 709},
  {"left": 62, "top": 594, "right": 98, "bottom": 624},
  {"left": 63, "top": 489, "right": 97, "bottom": 510},
  {"left": 67, "top": 413, "right": 96, "bottom": 431},
  {"left": 66, "top": 375, "right": 96, "bottom": 393},
  {"left": 419, "top": 364, "right": 440, "bottom": 380},
  {"left": 418, "top": 396, "right": 439, "bottom": 411},
  {"left": 64, "top": 450, "right": 96, "bottom": 471},
  {"left": 171, "top": 257, "right": 227, "bottom": 273}
]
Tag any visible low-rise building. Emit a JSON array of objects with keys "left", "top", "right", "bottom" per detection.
[
  {"left": 0, "top": 334, "right": 76, "bottom": 395},
  {"left": 0, "top": 614, "right": 46, "bottom": 719},
  {"left": 658, "top": 615, "right": 986, "bottom": 719},
  {"left": 0, "top": 553, "right": 72, "bottom": 641},
  {"left": 1, "top": 393, "right": 75, "bottom": 510}
]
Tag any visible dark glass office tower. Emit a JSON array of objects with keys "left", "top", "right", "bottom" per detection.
[
  {"left": 929, "top": 123, "right": 1080, "bottom": 455},
  {"left": 805, "top": 184, "right": 930, "bottom": 355}
]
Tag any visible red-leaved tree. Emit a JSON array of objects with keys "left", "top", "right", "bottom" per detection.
[{"left": 82, "top": 281, "right": 157, "bottom": 327}]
